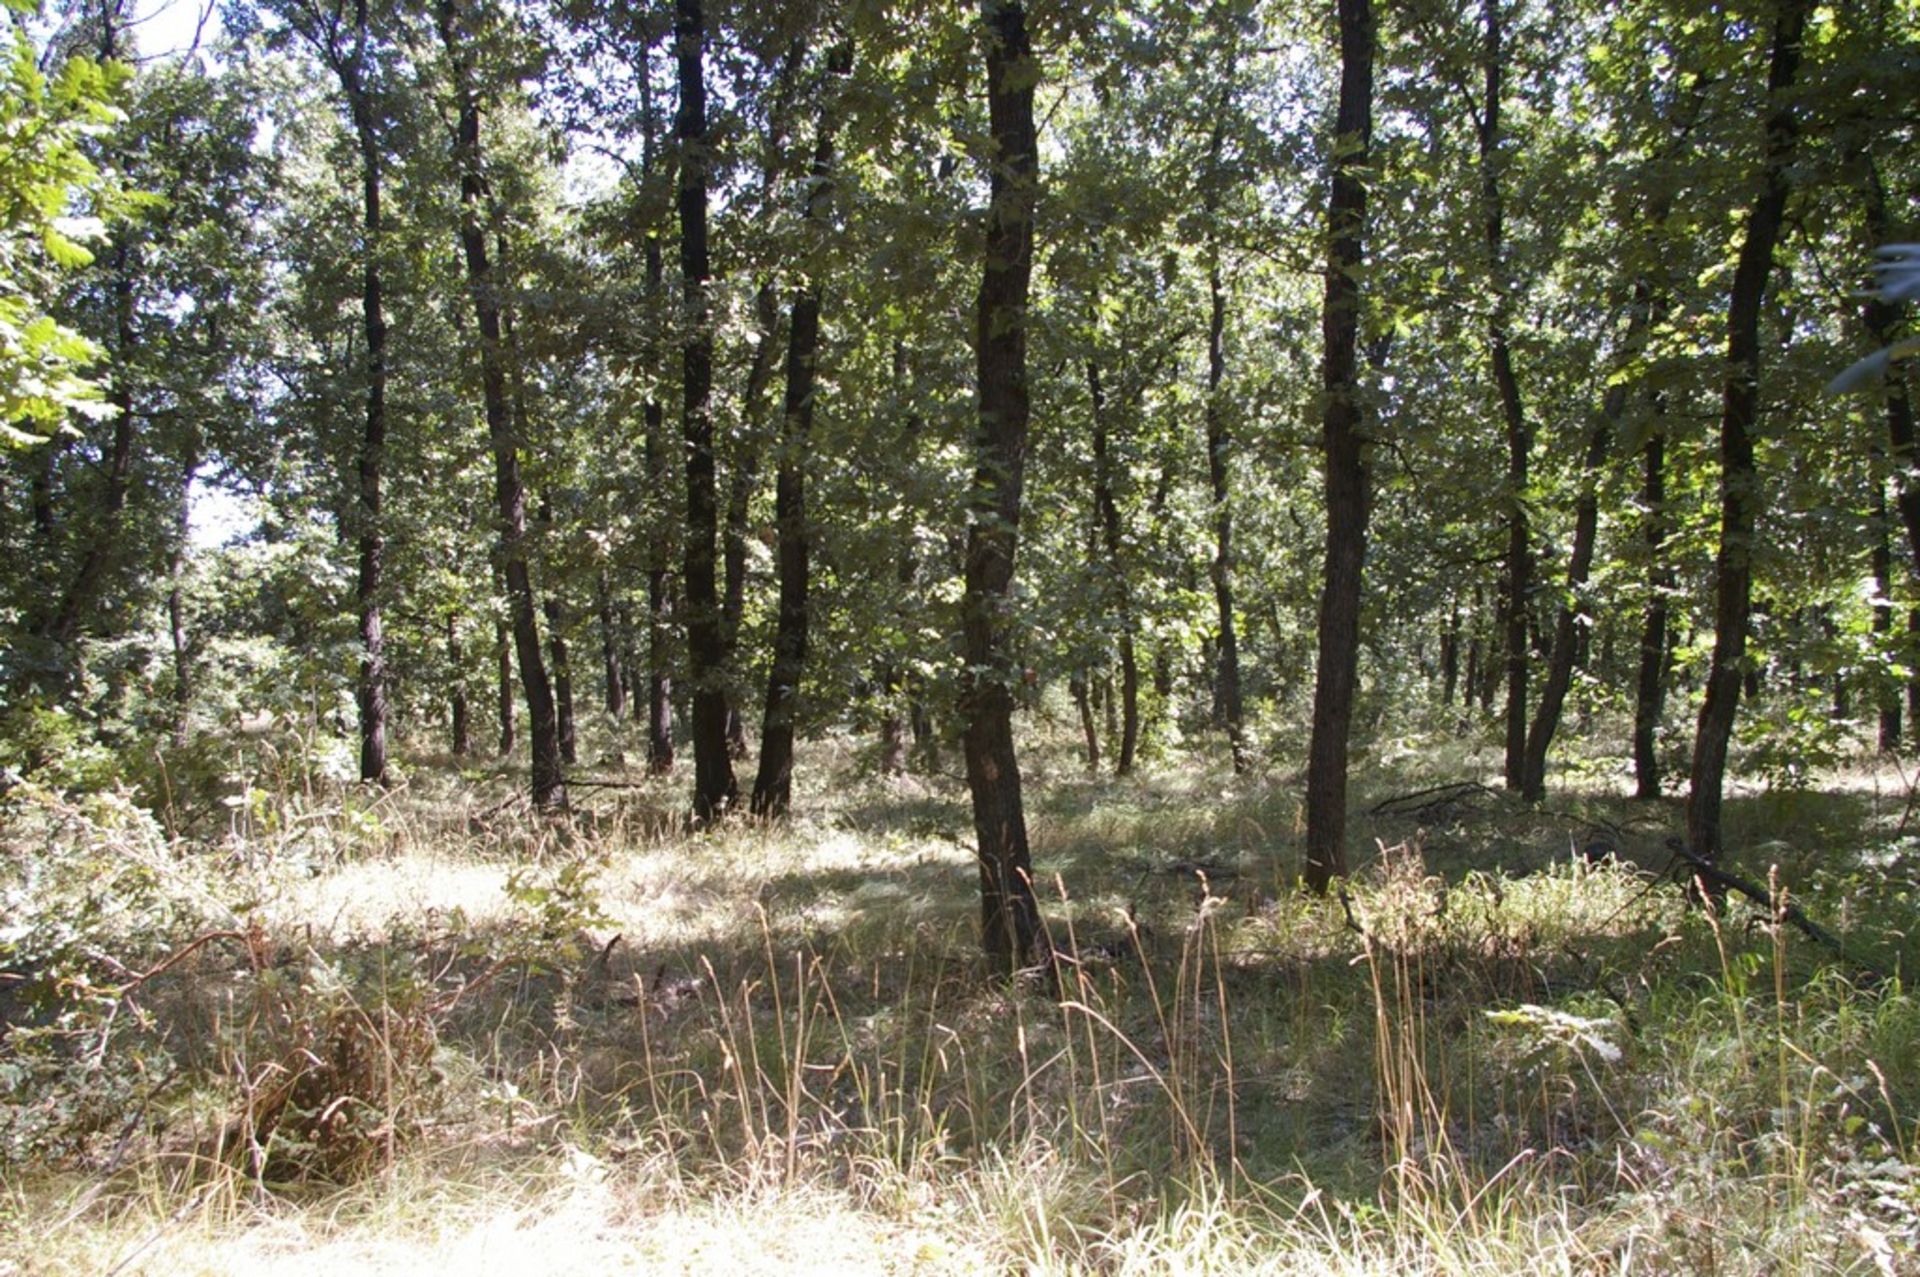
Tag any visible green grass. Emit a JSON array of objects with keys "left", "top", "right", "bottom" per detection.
[{"left": 3, "top": 724, "right": 1919, "bottom": 1274}]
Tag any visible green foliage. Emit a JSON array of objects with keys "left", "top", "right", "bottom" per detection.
[{"left": 0, "top": 21, "right": 123, "bottom": 439}]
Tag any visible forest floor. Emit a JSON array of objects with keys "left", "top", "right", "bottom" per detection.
[{"left": 4, "top": 720, "right": 1920, "bottom": 1274}]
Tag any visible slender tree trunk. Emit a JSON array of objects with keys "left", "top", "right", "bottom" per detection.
[
  {"left": 1863, "top": 158, "right": 1919, "bottom": 752},
  {"left": 1441, "top": 601, "right": 1460, "bottom": 707},
  {"left": 676, "top": 0, "right": 737, "bottom": 823},
  {"left": 876, "top": 341, "right": 916, "bottom": 774},
  {"left": 1523, "top": 277, "right": 1657, "bottom": 799},
  {"left": 1204, "top": 251, "right": 1249, "bottom": 773},
  {"left": 1087, "top": 358, "right": 1141, "bottom": 775},
  {"left": 497, "top": 614, "right": 514, "bottom": 756},
  {"left": 545, "top": 596, "right": 576, "bottom": 765},
  {"left": 1471, "top": 0, "right": 1531, "bottom": 794},
  {"left": 167, "top": 442, "right": 197, "bottom": 748},
  {"left": 1875, "top": 479, "right": 1899, "bottom": 749},
  {"left": 966, "top": 0, "right": 1043, "bottom": 972},
  {"left": 1634, "top": 420, "right": 1672, "bottom": 799},
  {"left": 1072, "top": 672, "right": 1100, "bottom": 772},
  {"left": 438, "top": 0, "right": 564, "bottom": 810},
  {"left": 1303, "top": 0, "right": 1373, "bottom": 894},
  {"left": 1686, "top": 0, "right": 1810, "bottom": 862},
  {"left": 448, "top": 612, "right": 472, "bottom": 756},
  {"left": 751, "top": 43, "right": 847, "bottom": 817},
  {"left": 597, "top": 575, "right": 626, "bottom": 719},
  {"left": 724, "top": 282, "right": 781, "bottom": 761}
]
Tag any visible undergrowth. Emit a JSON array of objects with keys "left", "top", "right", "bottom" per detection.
[{"left": 2, "top": 731, "right": 1918, "bottom": 1274}]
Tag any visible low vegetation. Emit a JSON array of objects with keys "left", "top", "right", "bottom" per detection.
[{"left": 4, "top": 711, "right": 1917, "bottom": 1275}]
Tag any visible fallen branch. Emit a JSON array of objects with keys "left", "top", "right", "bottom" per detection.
[
  {"left": 1371, "top": 780, "right": 1496, "bottom": 821},
  {"left": 1663, "top": 839, "right": 1883, "bottom": 982}
]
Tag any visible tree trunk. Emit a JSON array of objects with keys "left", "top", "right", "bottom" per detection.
[
  {"left": 1303, "top": 0, "right": 1373, "bottom": 894},
  {"left": 448, "top": 612, "right": 472, "bottom": 757},
  {"left": 1875, "top": 479, "right": 1899, "bottom": 750},
  {"left": 438, "top": 0, "right": 564, "bottom": 811},
  {"left": 545, "top": 596, "right": 576, "bottom": 765},
  {"left": 1472, "top": 0, "right": 1531, "bottom": 795},
  {"left": 497, "top": 614, "right": 514, "bottom": 756},
  {"left": 1204, "top": 252, "right": 1249, "bottom": 773},
  {"left": 1634, "top": 419, "right": 1672, "bottom": 799},
  {"left": 597, "top": 575, "right": 627, "bottom": 719},
  {"left": 1072, "top": 672, "right": 1101, "bottom": 772},
  {"left": 1523, "top": 276, "right": 1658, "bottom": 800},
  {"left": 966, "top": 0, "right": 1043, "bottom": 972},
  {"left": 167, "top": 443, "right": 197, "bottom": 748},
  {"left": 1087, "top": 358, "right": 1141, "bottom": 775},
  {"left": 1686, "top": 0, "right": 1810, "bottom": 862},
  {"left": 751, "top": 43, "right": 847, "bottom": 818},
  {"left": 676, "top": 0, "right": 737, "bottom": 823}
]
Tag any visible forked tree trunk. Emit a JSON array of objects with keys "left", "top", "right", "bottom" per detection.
[
  {"left": 1303, "top": 0, "right": 1373, "bottom": 894},
  {"left": 1687, "top": 0, "right": 1810, "bottom": 862},
  {"left": 1523, "top": 272, "right": 1660, "bottom": 800},
  {"left": 965, "top": 0, "right": 1043, "bottom": 972}
]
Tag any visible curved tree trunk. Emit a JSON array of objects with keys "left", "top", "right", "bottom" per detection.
[
  {"left": 966, "top": 0, "right": 1043, "bottom": 973},
  {"left": 1303, "top": 0, "right": 1373, "bottom": 894},
  {"left": 1686, "top": 0, "right": 1811, "bottom": 863}
]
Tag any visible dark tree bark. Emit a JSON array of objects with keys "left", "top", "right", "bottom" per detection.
[
  {"left": 1686, "top": 0, "right": 1810, "bottom": 862},
  {"left": 1087, "top": 359, "right": 1141, "bottom": 775},
  {"left": 676, "top": 0, "right": 737, "bottom": 823},
  {"left": 438, "top": 0, "right": 564, "bottom": 810},
  {"left": 1440, "top": 600, "right": 1461, "bottom": 707},
  {"left": 1303, "top": 0, "right": 1373, "bottom": 894},
  {"left": 965, "top": 0, "right": 1044, "bottom": 972},
  {"left": 751, "top": 40, "right": 848, "bottom": 817}
]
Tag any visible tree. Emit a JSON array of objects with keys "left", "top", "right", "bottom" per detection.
[
  {"left": 436, "top": 0, "right": 565, "bottom": 811},
  {"left": 965, "top": 0, "right": 1043, "bottom": 972},
  {"left": 1302, "top": 0, "right": 1373, "bottom": 894},
  {"left": 1686, "top": 0, "right": 1811, "bottom": 864}
]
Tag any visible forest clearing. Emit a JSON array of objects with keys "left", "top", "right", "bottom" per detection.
[{"left": 4, "top": 0, "right": 1920, "bottom": 1270}]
